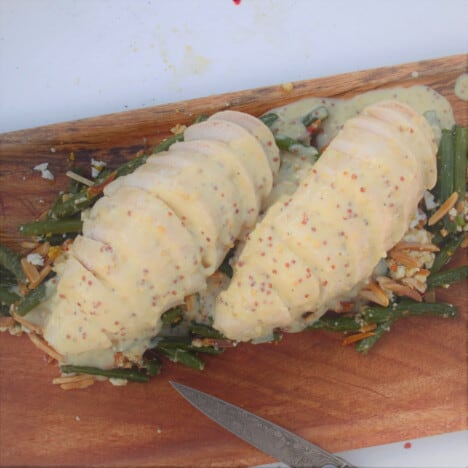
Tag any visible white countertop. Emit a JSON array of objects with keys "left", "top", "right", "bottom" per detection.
[{"left": 1, "top": 0, "right": 467, "bottom": 466}]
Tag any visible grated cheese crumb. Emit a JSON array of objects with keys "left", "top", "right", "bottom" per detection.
[
  {"left": 91, "top": 158, "right": 107, "bottom": 178},
  {"left": 109, "top": 378, "right": 128, "bottom": 386},
  {"left": 33, "top": 162, "right": 54, "bottom": 180},
  {"left": 423, "top": 190, "right": 438, "bottom": 210},
  {"left": 26, "top": 253, "right": 44, "bottom": 266},
  {"left": 281, "top": 82, "right": 294, "bottom": 93}
]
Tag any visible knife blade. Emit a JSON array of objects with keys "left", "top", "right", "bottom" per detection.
[{"left": 170, "top": 381, "right": 355, "bottom": 468}]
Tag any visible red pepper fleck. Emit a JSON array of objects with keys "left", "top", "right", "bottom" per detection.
[
  {"left": 351, "top": 174, "right": 357, "bottom": 180},
  {"left": 127, "top": 210, "right": 132, "bottom": 216},
  {"left": 233, "top": 0, "right": 241, "bottom": 4},
  {"left": 404, "top": 442, "right": 412, "bottom": 449},
  {"left": 360, "top": 187, "right": 366, "bottom": 192}
]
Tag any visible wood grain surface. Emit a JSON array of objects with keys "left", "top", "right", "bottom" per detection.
[{"left": 0, "top": 54, "right": 467, "bottom": 467}]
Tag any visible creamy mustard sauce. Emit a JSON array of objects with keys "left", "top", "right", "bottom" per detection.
[
  {"left": 30, "top": 86, "right": 456, "bottom": 367},
  {"left": 266, "top": 85, "right": 454, "bottom": 206}
]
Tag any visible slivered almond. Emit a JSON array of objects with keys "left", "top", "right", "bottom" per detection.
[
  {"left": 359, "top": 323, "right": 377, "bottom": 334},
  {"left": 377, "top": 277, "right": 423, "bottom": 302},
  {"left": 21, "top": 257, "right": 40, "bottom": 283},
  {"left": 428, "top": 192, "right": 459, "bottom": 226},
  {"left": 20, "top": 240, "right": 40, "bottom": 250},
  {"left": 27, "top": 333, "right": 64, "bottom": 361},
  {"left": 60, "top": 378, "right": 95, "bottom": 390},
  {"left": 461, "top": 234, "right": 468, "bottom": 249},
  {"left": 401, "top": 277, "right": 426, "bottom": 294},
  {"left": 342, "top": 331, "right": 375, "bottom": 346},
  {"left": 0, "top": 316, "right": 16, "bottom": 328},
  {"left": 392, "top": 241, "right": 440, "bottom": 252},
  {"left": 11, "top": 311, "right": 43, "bottom": 334},
  {"left": 31, "top": 242, "right": 50, "bottom": 256},
  {"left": 53, "top": 374, "right": 93, "bottom": 385},
  {"left": 29, "top": 264, "right": 52, "bottom": 289},
  {"left": 359, "top": 281, "right": 389, "bottom": 307},
  {"left": 389, "top": 250, "right": 421, "bottom": 268}
]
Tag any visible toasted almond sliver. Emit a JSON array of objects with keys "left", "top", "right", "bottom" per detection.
[
  {"left": 53, "top": 374, "right": 93, "bottom": 385},
  {"left": 359, "top": 323, "right": 377, "bottom": 334},
  {"left": 342, "top": 331, "right": 375, "bottom": 346},
  {"left": 27, "top": 332, "right": 64, "bottom": 361},
  {"left": 389, "top": 250, "right": 421, "bottom": 269},
  {"left": 29, "top": 264, "right": 52, "bottom": 290},
  {"left": 21, "top": 257, "right": 40, "bottom": 283},
  {"left": 60, "top": 378, "right": 95, "bottom": 391},
  {"left": 0, "top": 316, "right": 16, "bottom": 328},
  {"left": 461, "top": 234, "right": 468, "bottom": 249},
  {"left": 31, "top": 242, "right": 50, "bottom": 257},
  {"left": 11, "top": 312, "right": 43, "bottom": 334},
  {"left": 428, "top": 192, "right": 459, "bottom": 226},
  {"left": 392, "top": 241, "right": 440, "bottom": 252},
  {"left": 359, "top": 281, "right": 390, "bottom": 307},
  {"left": 377, "top": 277, "right": 423, "bottom": 302}
]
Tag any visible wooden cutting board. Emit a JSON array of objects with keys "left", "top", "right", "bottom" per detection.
[{"left": 0, "top": 54, "right": 467, "bottom": 467}]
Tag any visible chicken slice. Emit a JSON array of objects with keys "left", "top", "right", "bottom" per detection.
[
  {"left": 184, "top": 118, "right": 273, "bottom": 205},
  {"left": 208, "top": 110, "right": 280, "bottom": 176},
  {"left": 214, "top": 100, "right": 437, "bottom": 342}
]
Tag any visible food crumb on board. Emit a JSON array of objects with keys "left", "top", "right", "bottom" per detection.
[
  {"left": 75, "top": 416, "right": 81, "bottom": 422},
  {"left": 281, "top": 82, "right": 294, "bottom": 93},
  {"left": 33, "top": 162, "right": 54, "bottom": 180},
  {"left": 156, "top": 427, "right": 162, "bottom": 434},
  {"left": 411, "top": 71, "right": 419, "bottom": 78},
  {"left": 109, "top": 378, "right": 128, "bottom": 386},
  {"left": 50, "top": 147, "right": 56, "bottom": 153}
]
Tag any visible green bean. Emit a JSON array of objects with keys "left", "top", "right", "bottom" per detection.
[
  {"left": 218, "top": 248, "right": 234, "bottom": 278},
  {"left": 49, "top": 192, "right": 94, "bottom": 219},
  {"left": 161, "top": 306, "right": 184, "bottom": 327},
  {"left": 189, "top": 322, "right": 226, "bottom": 339},
  {"left": 427, "top": 265, "right": 468, "bottom": 290},
  {"left": 431, "top": 234, "right": 463, "bottom": 273},
  {"left": 0, "top": 243, "right": 27, "bottom": 283},
  {"left": 151, "top": 133, "right": 184, "bottom": 155},
  {"left": 259, "top": 112, "right": 279, "bottom": 127},
  {"left": 142, "top": 357, "right": 162, "bottom": 377},
  {"left": 307, "top": 316, "right": 361, "bottom": 333},
  {"left": 156, "top": 346, "right": 205, "bottom": 370},
  {"left": 301, "top": 105, "right": 328, "bottom": 127},
  {"left": 354, "top": 320, "right": 394, "bottom": 354},
  {"left": 15, "top": 283, "right": 46, "bottom": 316},
  {"left": 436, "top": 129, "right": 455, "bottom": 204},
  {"left": 60, "top": 365, "right": 150, "bottom": 382},
  {"left": 19, "top": 218, "right": 83, "bottom": 236},
  {"left": 154, "top": 336, "right": 223, "bottom": 354},
  {"left": 361, "top": 300, "right": 457, "bottom": 322},
  {"left": 0, "top": 287, "right": 20, "bottom": 305},
  {"left": 193, "top": 114, "right": 209, "bottom": 124},
  {"left": 453, "top": 125, "right": 467, "bottom": 202}
]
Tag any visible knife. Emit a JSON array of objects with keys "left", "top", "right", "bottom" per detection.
[{"left": 170, "top": 381, "right": 356, "bottom": 468}]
